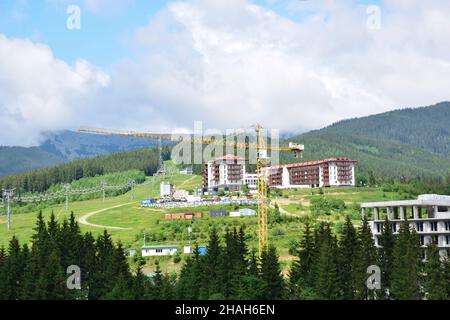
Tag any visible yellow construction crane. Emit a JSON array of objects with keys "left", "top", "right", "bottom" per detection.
[{"left": 78, "top": 125, "right": 304, "bottom": 257}]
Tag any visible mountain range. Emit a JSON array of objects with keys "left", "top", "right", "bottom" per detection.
[
  {"left": 0, "top": 130, "right": 161, "bottom": 176},
  {"left": 0, "top": 101, "right": 449, "bottom": 180}
]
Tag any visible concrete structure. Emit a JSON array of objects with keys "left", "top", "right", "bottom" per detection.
[
  {"left": 203, "top": 154, "right": 246, "bottom": 192},
  {"left": 142, "top": 245, "right": 178, "bottom": 257},
  {"left": 361, "top": 194, "right": 450, "bottom": 259},
  {"left": 160, "top": 182, "right": 174, "bottom": 200},
  {"left": 203, "top": 156, "right": 356, "bottom": 191},
  {"left": 268, "top": 158, "right": 356, "bottom": 189}
]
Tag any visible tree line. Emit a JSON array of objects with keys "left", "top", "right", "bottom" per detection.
[
  {"left": 0, "top": 148, "right": 164, "bottom": 195},
  {"left": 0, "top": 213, "right": 449, "bottom": 300}
]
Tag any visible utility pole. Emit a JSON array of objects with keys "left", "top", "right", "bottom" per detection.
[
  {"left": 101, "top": 181, "right": 107, "bottom": 204},
  {"left": 129, "top": 179, "right": 135, "bottom": 200},
  {"left": 2, "top": 189, "right": 14, "bottom": 230},
  {"left": 65, "top": 184, "right": 71, "bottom": 211},
  {"left": 188, "top": 226, "right": 192, "bottom": 246}
]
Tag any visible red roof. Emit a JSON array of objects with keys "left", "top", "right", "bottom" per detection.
[{"left": 270, "top": 158, "right": 357, "bottom": 170}]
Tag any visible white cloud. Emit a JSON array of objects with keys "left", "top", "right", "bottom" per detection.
[
  {"left": 104, "top": 0, "right": 450, "bottom": 132},
  {"left": 0, "top": 35, "right": 109, "bottom": 146},
  {"left": 1, "top": 0, "right": 450, "bottom": 146}
]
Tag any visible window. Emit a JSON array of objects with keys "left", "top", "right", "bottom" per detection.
[
  {"left": 376, "top": 223, "right": 381, "bottom": 233},
  {"left": 416, "top": 222, "right": 424, "bottom": 232},
  {"left": 432, "top": 236, "right": 439, "bottom": 245},
  {"left": 430, "top": 222, "right": 438, "bottom": 232},
  {"left": 446, "top": 236, "right": 450, "bottom": 245},
  {"left": 392, "top": 223, "right": 397, "bottom": 233},
  {"left": 446, "top": 222, "right": 450, "bottom": 231},
  {"left": 156, "top": 249, "right": 163, "bottom": 253},
  {"left": 420, "top": 236, "right": 425, "bottom": 246}
]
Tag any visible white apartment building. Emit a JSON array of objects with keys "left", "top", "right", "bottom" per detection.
[
  {"left": 203, "top": 156, "right": 356, "bottom": 191},
  {"left": 203, "top": 154, "right": 247, "bottom": 191},
  {"left": 268, "top": 158, "right": 356, "bottom": 189},
  {"left": 361, "top": 194, "right": 450, "bottom": 259}
]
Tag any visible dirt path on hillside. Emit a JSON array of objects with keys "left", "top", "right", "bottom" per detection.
[
  {"left": 269, "top": 203, "right": 303, "bottom": 218},
  {"left": 78, "top": 202, "right": 135, "bottom": 230},
  {"left": 178, "top": 175, "right": 197, "bottom": 188}
]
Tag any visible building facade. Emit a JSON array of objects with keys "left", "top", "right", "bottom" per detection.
[
  {"left": 141, "top": 245, "right": 178, "bottom": 257},
  {"left": 203, "top": 156, "right": 356, "bottom": 191},
  {"left": 160, "top": 182, "right": 174, "bottom": 200},
  {"left": 203, "top": 154, "right": 247, "bottom": 191},
  {"left": 268, "top": 158, "right": 356, "bottom": 189},
  {"left": 361, "top": 194, "right": 450, "bottom": 259}
]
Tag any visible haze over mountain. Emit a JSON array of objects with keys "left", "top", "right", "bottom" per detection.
[
  {"left": 0, "top": 131, "right": 162, "bottom": 176},
  {"left": 0, "top": 102, "right": 449, "bottom": 180}
]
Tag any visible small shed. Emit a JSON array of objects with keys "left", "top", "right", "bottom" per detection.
[
  {"left": 183, "top": 246, "right": 207, "bottom": 255},
  {"left": 142, "top": 245, "right": 178, "bottom": 257},
  {"left": 239, "top": 208, "right": 256, "bottom": 216},
  {"left": 210, "top": 210, "right": 229, "bottom": 218}
]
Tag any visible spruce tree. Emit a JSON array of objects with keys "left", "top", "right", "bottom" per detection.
[
  {"left": 237, "top": 249, "right": 266, "bottom": 300},
  {"left": 338, "top": 216, "right": 360, "bottom": 299},
  {"left": 444, "top": 257, "right": 450, "bottom": 298},
  {"left": 313, "top": 223, "right": 340, "bottom": 300},
  {"left": 378, "top": 215, "right": 395, "bottom": 298},
  {"left": 289, "top": 219, "right": 315, "bottom": 298},
  {"left": 391, "top": 220, "right": 421, "bottom": 300},
  {"left": 356, "top": 216, "right": 378, "bottom": 299},
  {"left": 132, "top": 253, "right": 149, "bottom": 300},
  {"left": 81, "top": 232, "right": 97, "bottom": 299},
  {"left": 4, "top": 236, "right": 24, "bottom": 299},
  {"left": 203, "top": 227, "right": 223, "bottom": 298},
  {"left": 91, "top": 230, "right": 116, "bottom": 299},
  {"left": 0, "top": 246, "right": 6, "bottom": 299},
  {"left": 260, "top": 246, "right": 284, "bottom": 300},
  {"left": 176, "top": 243, "right": 203, "bottom": 299},
  {"left": 424, "top": 245, "right": 447, "bottom": 300}
]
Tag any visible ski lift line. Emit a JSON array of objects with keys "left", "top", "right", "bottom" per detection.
[{"left": 7, "top": 179, "right": 147, "bottom": 204}]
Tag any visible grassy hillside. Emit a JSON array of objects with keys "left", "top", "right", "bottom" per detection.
[{"left": 0, "top": 171, "right": 404, "bottom": 273}]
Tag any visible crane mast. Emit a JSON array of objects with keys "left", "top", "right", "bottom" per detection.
[{"left": 79, "top": 125, "right": 304, "bottom": 257}]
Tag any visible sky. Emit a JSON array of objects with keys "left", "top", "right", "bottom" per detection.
[{"left": 0, "top": 0, "right": 449, "bottom": 146}]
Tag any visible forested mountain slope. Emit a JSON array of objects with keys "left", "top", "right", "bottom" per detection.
[{"left": 307, "top": 101, "right": 450, "bottom": 158}]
